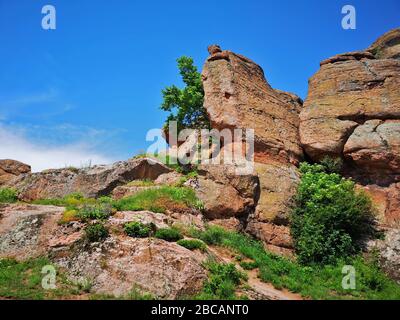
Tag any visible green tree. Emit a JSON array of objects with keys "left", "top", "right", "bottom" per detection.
[{"left": 161, "top": 56, "right": 210, "bottom": 132}]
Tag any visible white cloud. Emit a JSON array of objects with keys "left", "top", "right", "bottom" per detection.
[{"left": 0, "top": 124, "right": 114, "bottom": 172}]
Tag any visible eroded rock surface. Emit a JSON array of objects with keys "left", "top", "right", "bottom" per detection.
[
  {"left": 300, "top": 28, "right": 400, "bottom": 228},
  {"left": 6, "top": 158, "right": 171, "bottom": 201},
  {"left": 0, "top": 159, "right": 31, "bottom": 186},
  {"left": 0, "top": 204, "right": 207, "bottom": 299}
]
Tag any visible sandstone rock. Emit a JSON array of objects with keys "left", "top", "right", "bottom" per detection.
[
  {"left": 208, "top": 217, "right": 242, "bottom": 232},
  {"left": 344, "top": 120, "right": 400, "bottom": 174},
  {"left": 367, "top": 28, "right": 400, "bottom": 60},
  {"left": 192, "top": 164, "right": 259, "bottom": 219},
  {"left": 300, "top": 29, "right": 400, "bottom": 227},
  {"left": 300, "top": 30, "right": 400, "bottom": 164},
  {"left": 250, "top": 162, "right": 300, "bottom": 226},
  {"left": 245, "top": 220, "right": 294, "bottom": 257},
  {"left": 8, "top": 158, "right": 171, "bottom": 201},
  {"left": 0, "top": 203, "right": 207, "bottom": 299},
  {"left": 154, "top": 171, "right": 183, "bottom": 186},
  {"left": 0, "top": 159, "right": 31, "bottom": 185},
  {"left": 368, "top": 228, "right": 400, "bottom": 283},
  {"left": 202, "top": 45, "right": 303, "bottom": 165}
]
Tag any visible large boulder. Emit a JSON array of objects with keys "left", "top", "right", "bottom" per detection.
[
  {"left": 0, "top": 159, "right": 31, "bottom": 186},
  {"left": 202, "top": 45, "right": 303, "bottom": 166},
  {"left": 0, "top": 203, "right": 207, "bottom": 299},
  {"left": 7, "top": 157, "right": 172, "bottom": 201},
  {"left": 300, "top": 29, "right": 400, "bottom": 227},
  {"left": 191, "top": 164, "right": 260, "bottom": 219}
]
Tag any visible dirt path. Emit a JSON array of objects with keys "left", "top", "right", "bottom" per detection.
[{"left": 208, "top": 246, "right": 303, "bottom": 301}]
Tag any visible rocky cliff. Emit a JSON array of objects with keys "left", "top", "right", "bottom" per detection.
[{"left": 1, "top": 29, "right": 400, "bottom": 298}]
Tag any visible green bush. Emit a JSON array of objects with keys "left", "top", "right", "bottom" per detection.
[
  {"left": 155, "top": 228, "right": 183, "bottom": 242},
  {"left": 290, "top": 163, "right": 375, "bottom": 265},
  {"left": 84, "top": 223, "right": 109, "bottom": 242},
  {"left": 177, "top": 239, "right": 206, "bottom": 251},
  {"left": 77, "top": 203, "right": 113, "bottom": 221},
  {"left": 191, "top": 226, "right": 400, "bottom": 300},
  {"left": 124, "top": 221, "right": 155, "bottom": 238},
  {"left": 196, "top": 261, "right": 247, "bottom": 300},
  {"left": 0, "top": 188, "right": 18, "bottom": 203}
]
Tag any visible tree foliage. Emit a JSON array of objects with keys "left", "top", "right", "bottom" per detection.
[{"left": 161, "top": 56, "right": 210, "bottom": 132}]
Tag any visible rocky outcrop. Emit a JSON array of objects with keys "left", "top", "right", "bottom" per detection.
[
  {"left": 6, "top": 158, "right": 171, "bottom": 201},
  {"left": 202, "top": 45, "right": 303, "bottom": 166},
  {"left": 191, "top": 164, "right": 259, "bottom": 219},
  {"left": 0, "top": 204, "right": 207, "bottom": 299},
  {"left": 300, "top": 28, "right": 400, "bottom": 228},
  {"left": 0, "top": 159, "right": 31, "bottom": 186},
  {"left": 202, "top": 46, "right": 302, "bottom": 252}
]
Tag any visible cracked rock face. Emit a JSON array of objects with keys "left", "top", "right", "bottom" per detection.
[
  {"left": 202, "top": 46, "right": 303, "bottom": 165},
  {"left": 300, "top": 28, "right": 400, "bottom": 228}
]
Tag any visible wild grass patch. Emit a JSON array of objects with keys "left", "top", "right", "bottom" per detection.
[
  {"left": 191, "top": 226, "right": 400, "bottom": 300},
  {"left": 0, "top": 188, "right": 18, "bottom": 203}
]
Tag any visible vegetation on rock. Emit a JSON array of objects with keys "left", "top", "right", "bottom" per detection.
[
  {"left": 291, "top": 162, "right": 375, "bottom": 265},
  {"left": 124, "top": 221, "right": 156, "bottom": 238},
  {"left": 84, "top": 223, "right": 109, "bottom": 242},
  {"left": 177, "top": 239, "right": 207, "bottom": 252},
  {"left": 154, "top": 227, "right": 183, "bottom": 242}
]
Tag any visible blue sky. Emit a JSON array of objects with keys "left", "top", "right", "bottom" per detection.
[{"left": 0, "top": 0, "right": 399, "bottom": 171}]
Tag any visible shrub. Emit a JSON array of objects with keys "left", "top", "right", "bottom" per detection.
[
  {"left": 319, "top": 156, "right": 343, "bottom": 174},
  {"left": 290, "top": 163, "right": 375, "bottom": 265},
  {"left": 58, "top": 210, "right": 79, "bottom": 224},
  {"left": 84, "top": 223, "right": 109, "bottom": 242},
  {"left": 124, "top": 221, "right": 155, "bottom": 238},
  {"left": 0, "top": 188, "right": 18, "bottom": 203},
  {"left": 239, "top": 261, "right": 259, "bottom": 270},
  {"left": 155, "top": 228, "right": 183, "bottom": 242},
  {"left": 196, "top": 261, "right": 247, "bottom": 300},
  {"left": 77, "top": 203, "right": 113, "bottom": 221},
  {"left": 177, "top": 239, "right": 206, "bottom": 251}
]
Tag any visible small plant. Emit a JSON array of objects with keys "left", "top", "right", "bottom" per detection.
[
  {"left": 84, "top": 223, "right": 109, "bottom": 242},
  {"left": 155, "top": 227, "right": 183, "bottom": 242},
  {"left": 124, "top": 221, "right": 155, "bottom": 238},
  {"left": 58, "top": 209, "right": 79, "bottom": 224},
  {"left": 0, "top": 188, "right": 18, "bottom": 203},
  {"left": 177, "top": 239, "right": 207, "bottom": 251},
  {"left": 319, "top": 156, "right": 343, "bottom": 174},
  {"left": 196, "top": 261, "right": 247, "bottom": 300},
  {"left": 77, "top": 203, "right": 113, "bottom": 221},
  {"left": 239, "top": 261, "right": 259, "bottom": 270}
]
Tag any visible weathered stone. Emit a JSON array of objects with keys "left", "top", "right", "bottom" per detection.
[
  {"left": 367, "top": 28, "right": 400, "bottom": 60},
  {"left": 192, "top": 164, "right": 259, "bottom": 219},
  {"left": 154, "top": 171, "right": 184, "bottom": 186},
  {"left": 0, "top": 204, "right": 207, "bottom": 299},
  {"left": 202, "top": 46, "right": 303, "bottom": 165},
  {"left": 250, "top": 162, "right": 300, "bottom": 226},
  {"left": 0, "top": 159, "right": 31, "bottom": 185},
  {"left": 368, "top": 228, "right": 400, "bottom": 283},
  {"left": 8, "top": 158, "right": 171, "bottom": 201}
]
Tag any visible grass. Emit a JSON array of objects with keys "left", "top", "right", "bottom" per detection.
[
  {"left": 194, "top": 260, "right": 248, "bottom": 300},
  {"left": 114, "top": 186, "right": 203, "bottom": 213},
  {"left": 177, "top": 239, "right": 207, "bottom": 252},
  {"left": 124, "top": 221, "right": 156, "bottom": 238},
  {"left": 190, "top": 226, "right": 400, "bottom": 300},
  {"left": 154, "top": 227, "right": 183, "bottom": 242},
  {"left": 0, "top": 257, "right": 83, "bottom": 299},
  {"left": 0, "top": 188, "right": 18, "bottom": 203}
]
